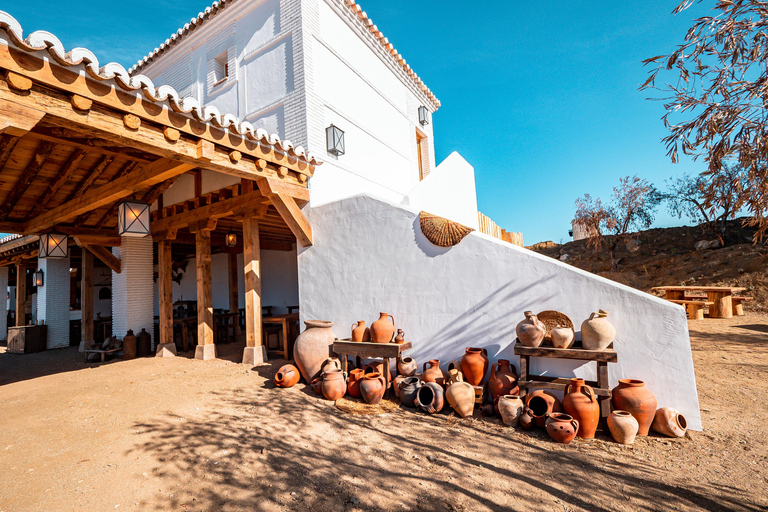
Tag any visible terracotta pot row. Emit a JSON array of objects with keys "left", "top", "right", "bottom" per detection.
[
  {"left": 515, "top": 310, "right": 616, "bottom": 350},
  {"left": 351, "top": 313, "right": 404, "bottom": 344}
]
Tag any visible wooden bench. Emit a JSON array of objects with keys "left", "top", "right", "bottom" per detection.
[
  {"left": 669, "top": 299, "right": 715, "bottom": 320},
  {"left": 731, "top": 296, "right": 752, "bottom": 316}
]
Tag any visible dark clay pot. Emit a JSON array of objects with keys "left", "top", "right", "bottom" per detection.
[
  {"left": 416, "top": 382, "right": 445, "bottom": 414},
  {"left": 399, "top": 377, "right": 422, "bottom": 407},
  {"left": 136, "top": 328, "right": 152, "bottom": 357},
  {"left": 359, "top": 372, "right": 386, "bottom": 405},
  {"left": 122, "top": 330, "right": 137, "bottom": 360}
]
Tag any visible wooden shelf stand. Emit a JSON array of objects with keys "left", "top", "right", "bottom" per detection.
[{"left": 332, "top": 340, "right": 412, "bottom": 399}]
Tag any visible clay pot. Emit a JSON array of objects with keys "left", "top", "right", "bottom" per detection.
[
  {"left": 321, "top": 369, "right": 347, "bottom": 401},
  {"left": 652, "top": 407, "right": 688, "bottom": 438},
  {"left": 545, "top": 413, "right": 579, "bottom": 444},
  {"left": 526, "top": 389, "right": 563, "bottom": 428},
  {"left": 517, "top": 311, "right": 546, "bottom": 347},
  {"left": 347, "top": 368, "right": 366, "bottom": 399},
  {"left": 498, "top": 395, "right": 525, "bottom": 427},
  {"left": 398, "top": 356, "right": 417, "bottom": 377},
  {"left": 122, "top": 329, "right": 137, "bottom": 360},
  {"left": 519, "top": 406, "right": 535, "bottom": 430},
  {"left": 320, "top": 357, "right": 342, "bottom": 374},
  {"left": 416, "top": 382, "right": 445, "bottom": 414},
  {"left": 447, "top": 359, "right": 463, "bottom": 373},
  {"left": 364, "top": 361, "right": 393, "bottom": 382},
  {"left": 136, "top": 328, "right": 152, "bottom": 357},
  {"left": 351, "top": 321, "right": 370, "bottom": 342},
  {"left": 581, "top": 310, "right": 616, "bottom": 350},
  {"left": 611, "top": 379, "right": 657, "bottom": 436},
  {"left": 607, "top": 410, "right": 639, "bottom": 444},
  {"left": 422, "top": 359, "right": 447, "bottom": 387},
  {"left": 563, "top": 378, "right": 599, "bottom": 439},
  {"left": 395, "top": 329, "right": 405, "bottom": 343},
  {"left": 551, "top": 326, "right": 575, "bottom": 349},
  {"left": 399, "top": 377, "right": 422, "bottom": 407},
  {"left": 393, "top": 374, "right": 408, "bottom": 398},
  {"left": 371, "top": 313, "right": 396, "bottom": 343},
  {"left": 445, "top": 369, "right": 475, "bottom": 418},
  {"left": 310, "top": 376, "right": 323, "bottom": 395},
  {"left": 461, "top": 347, "right": 489, "bottom": 386},
  {"left": 293, "top": 320, "right": 335, "bottom": 382},
  {"left": 489, "top": 359, "right": 519, "bottom": 401},
  {"left": 359, "top": 372, "right": 386, "bottom": 405},
  {"left": 274, "top": 364, "right": 300, "bottom": 388},
  {"left": 481, "top": 404, "right": 496, "bottom": 417}
]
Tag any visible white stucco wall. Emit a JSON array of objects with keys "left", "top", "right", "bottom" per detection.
[{"left": 297, "top": 195, "right": 702, "bottom": 430}]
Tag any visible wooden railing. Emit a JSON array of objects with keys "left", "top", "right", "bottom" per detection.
[{"left": 477, "top": 212, "right": 523, "bottom": 247}]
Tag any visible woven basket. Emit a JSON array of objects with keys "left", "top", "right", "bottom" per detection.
[
  {"left": 536, "top": 310, "right": 574, "bottom": 341},
  {"left": 419, "top": 211, "right": 474, "bottom": 247}
]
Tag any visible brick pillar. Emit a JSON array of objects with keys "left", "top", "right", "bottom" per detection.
[
  {"left": 37, "top": 257, "right": 70, "bottom": 349},
  {"left": 112, "top": 237, "right": 154, "bottom": 345},
  {"left": 0, "top": 267, "right": 7, "bottom": 342}
]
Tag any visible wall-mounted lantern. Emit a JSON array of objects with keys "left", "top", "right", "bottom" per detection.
[
  {"left": 326, "top": 124, "right": 345, "bottom": 156},
  {"left": 118, "top": 200, "right": 151, "bottom": 237},
  {"left": 225, "top": 231, "right": 237, "bottom": 248},
  {"left": 38, "top": 233, "right": 68, "bottom": 259},
  {"left": 418, "top": 106, "right": 429, "bottom": 126},
  {"left": 34, "top": 269, "right": 44, "bottom": 287}
]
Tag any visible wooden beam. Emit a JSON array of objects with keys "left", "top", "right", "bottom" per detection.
[
  {"left": 0, "top": 97, "right": 44, "bottom": 137},
  {"left": 195, "top": 228, "right": 214, "bottom": 358},
  {"left": 256, "top": 177, "right": 310, "bottom": 203},
  {"left": 28, "top": 148, "right": 88, "bottom": 218},
  {"left": 242, "top": 216, "right": 261, "bottom": 350},
  {"left": 68, "top": 155, "right": 116, "bottom": 203},
  {"left": 158, "top": 239, "right": 174, "bottom": 350},
  {"left": 228, "top": 251, "right": 240, "bottom": 339},
  {"left": 0, "top": 134, "right": 19, "bottom": 171},
  {"left": 150, "top": 190, "right": 268, "bottom": 234},
  {"left": 88, "top": 171, "right": 174, "bottom": 230},
  {"left": 81, "top": 249, "right": 94, "bottom": 350},
  {"left": 15, "top": 261, "right": 26, "bottom": 326},
  {"left": 78, "top": 242, "right": 121, "bottom": 274},
  {"left": 69, "top": 234, "right": 121, "bottom": 247},
  {"left": 0, "top": 235, "right": 38, "bottom": 255},
  {"left": 258, "top": 179, "right": 312, "bottom": 247},
  {"left": 0, "top": 140, "right": 56, "bottom": 221}
]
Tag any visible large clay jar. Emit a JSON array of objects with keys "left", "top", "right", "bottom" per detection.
[
  {"left": 321, "top": 369, "right": 347, "bottom": 401},
  {"left": 498, "top": 395, "right": 525, "bottom": 427},
  {"left": 416, "top": 382, "right": 445, "bottom": 414},
  {"left": 581, "top": 310, "right": 616, "bottom": 350},
  {"left": 461, "top": 347, "right": 489, "bottom": 386},
  {"left": 652, "top": 407, "right": 688, "bottom": 438},
  {"left": 274, "top": 364, "right": 300, "bottom": 388},
  {"left": 122, "top": 329, "right": 137, "bottom": 360},
  {"left": 516, "top": 311, "right": 546, "bottom": 347},
  {"left": 422, "top": 360, "right": 447, "bottom": 387},
  {"left": 347, "top": 368, "right": 366, "bottom": 399},
  {"left": 489, "top": 359, "right": 519, "bottom": 401},
  {"left": 293, "top": 320, "right": 335, "bottom": 383},
  {"left": 398, "top": 356, "right": 417, "bottom": 377},
  {"left": 563, "top": 378, "right": 600, "bottom": 439},
  {"left": 611, "top": 379, "right": 657, "bottom": 436},
  {"left": 351, "top": 321, "right": 370, "bottom": 342},
  {"left": 545, "top": 413, "right": 579, "bottom": 444},
  {"left": 359, "top": 372, "right": 386, "bottom": 405},
  {"left": 136, "top": 328, "right": 152, "bottom": 357},
  {"left": 370, "top": 313, "right": 396, "bottom": 343},
  {"left": 526, "top": 389, "right": 563, "bottom": 427},
  {"left": 607, "top": 410, "right": 639, "bottom": 444},
  {"left": 399, "top": 377, "right": 422, "bottom": 407},
  {"left": 445, "top": 370, "right": 475, "bottom": 418},
  {"left": 519, "top": 406, "right": 535, "bottom": 431},
  {"left": 551, "top": 326, "right": 575, "bottom": 349},
  {"left": 320, "top": 357, "right": 342, "bottom": 374}
]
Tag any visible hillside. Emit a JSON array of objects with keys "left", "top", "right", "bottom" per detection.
[{"left": 528, "top": 218, "right": 768, "bottom": 312}]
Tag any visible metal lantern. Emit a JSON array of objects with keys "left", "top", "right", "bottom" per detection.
[
  {"left": 34, "top": 269, "right": 44, "bottom": 287},
  {"left": 325, "top": 124, "right": 345, "bottom": 156},
  {"left": 418, "top": 106, "right": 429, "bottom": 126},
  {"left": 38, "top": 233, "right": 68, "bottom": 259},
  {"left": 118, "top": 200, "right": 151, "bottom": 237},
  {"left": 225, "top": 231, "right": 237, "bottom": 248}
]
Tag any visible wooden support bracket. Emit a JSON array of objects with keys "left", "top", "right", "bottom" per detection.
[
  {"left": 257, "top": 178, "right": 312, "bottom": 247},
  {"left": 77, "top": 241, "right": 121, "bottom": 274}
]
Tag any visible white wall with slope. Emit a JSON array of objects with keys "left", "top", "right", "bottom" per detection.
[{"left": 298, "top": 195, "right": 702, "bottom": 430}]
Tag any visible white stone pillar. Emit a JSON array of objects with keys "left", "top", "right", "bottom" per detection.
[
  {"left": 37, "top": 257, "right": 70, "bottom": 349},
  {"left": 112, "top": 237, "right": 154, "bottom": 345},
  {"left": 0, "top": 267, "right": 8, "bottom": 342}
]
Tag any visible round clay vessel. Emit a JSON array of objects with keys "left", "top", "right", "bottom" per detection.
[
  {"left": 607, "top": 410, "right": 639, "bottom": 444},
  {"left": 517, "top": 311, "right": 546, "bottom": 347},
  {"left": 498, "top": 395, "right": 525, "bottom": 427},
  {"left": 461, "top": 347, "right": 489, "bottom": 386},
  {"left": 489, "top": 359, "right": 519, "bottom": 401},
  {"left": 398, "top": 356, "right": 417, "bottom": 377},
  {"left": 563, "top": 378, "right": 599, "bottom": 438},
  {"left": 416, "top": 382, "right": 445, "bottom": 414},
  {"left": 551, "top": 326, "right": 575, "bottom": 349},
  {"left": 364, "top": 361, "right": 393, "bottom": 382},
  {"left": 351, "top": 321, "right": 370, "bottom": 342},
  {"left": 519, "top": 406, "right": 535, "bottom": 431},
  {"left": 320, "top": 357, "right": 342, "bottom": 374},
  {"left": 447, "top": 359, "right": 463, "bottom": 374},
  {"left": 611, "top": 379, "right": 657, "bottom": 436},
  {"left": 136, "top": 328, "right": 152, "bottom": 357},
  {"left": 394, "top": 329, "right": 405, "bottom": 343},
  {"left": 347, "top": 368, "right": 365, "bottom": 399},
  {"left": 652, "top": 407, "right": 687, "bottom": 438},
  {"left": 393, "top": 374, "right": 408, "bottom": 398},
  {"left": 370, "top": 312, "right": 396, "bottom": 343},
  {"left": 526, "top": 389, "right": 563, "bottom": 427},
  {"left": 545, "top": 413, "right": 579, "bottom": 444},
  {"left": 422, "top": 359, "right": 447, "bottom": 387},
  {"left": 399, "top": 377, "right": 422, "bottom": 407},
  {"left": 581, "top": 310, "right": 616, "bottom": 350},
  {"left": 481, "top": 403, "right": 496, "bottom": 417},
  {"left": 310, "top": 376, "right": 323, "bottom": 395},
  {"left": 445, "top": 370, "right": 475, "bottom": 418},
  {"left": 293, "top": 320, "right": 335, "bottom": 383},
  {"left": 321, "top": 369, "right": 347, "bottom": 401},
  {"left": 274, "top": 364, "right": 300, "bottom": 388},
  {"left": 122, "top": 329, "right": 137, "bottom": 360},
  {"left": 359, "top": 372, "right": 386, "bottom": 405}
]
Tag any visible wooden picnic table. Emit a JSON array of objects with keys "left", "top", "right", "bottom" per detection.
[
  {"left": 262, "top": 313, "right": 300, "bottom": 360},
  {"left": 652, "top": 286, "right": 746, "bottom": 319}
]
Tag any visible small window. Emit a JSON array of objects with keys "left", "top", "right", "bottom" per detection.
[{"left": 212, "top": 51, "right": 229, "bottom": 86}]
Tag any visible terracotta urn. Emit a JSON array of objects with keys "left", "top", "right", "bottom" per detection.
[
  {"left": 422, "top": 359, "right": 447, "bottom": 387},
  {"left": 347, "top": 368, "right": 366, "bottom": 399},
  {"left": 581, "top": 310, "right": 616, "bottom": 350},
  {"left": 516, "top": 311, "right": 546, "bottom": 347},
  {"left": 351, "top": 321, "right": 370, "bottom": 342},
  {"left": 519, "top": 406, "right": 535, "bottom": 431},
  {"left": 545, "top": 413, "right": 579, "bottom": 444},
  {"left": 397, "top": 356, "right": 417, "bottom": 377},
  {"left": 364, "top": 361, "right": 393, "bottom": 382},
  {"left": 321, "top": 369, "right": 347, "bottom": 401},
  {"left": 563, "top": 378, "right": 600, "bottom": 439},
  {"left": 489, "top": 359, "right": 519, "bottom": 401},
  {"left": 526, "top": 389, "right": 563, "bottom": 427},
  {"left": 551, "top": 326, "right": 575, "bottom": 349},
  {"left": 320, "top": 357, "right": 342, "bottom": 374},
  {"left": 136, "top": 328, "right": 152, "bottom": 357},
  {"left": 371, "top": 313, "right": 396, "bottom": 343},
  {"left": 652, "top": 407, "right": 688, "bottom": 438},
  {"left": 611, "top": 379, "right": 657, "bottom": 436},
  {"left": 359, "top": 372, "right": 386, "bottom": 405},
  {"left": 416, "top": 382, "right": 445, "bottom": 414},
  {"left": 445, "top": 369, "right": 475, "bottom": 418},
  {"left": 461, "top": 347, "right": 489, "bottom": 386},
  {"left": 498, "top": 395, "right": 525, "bottom": 427},
  {"left": 607, "top": 410, "right": 639, "bottom": 444},
  {"left": 399, "top": 377, "right": 422, "bottom": 407},
  {"left": 293, "top": 320, "right": 335, "bottom": 382},
  {"left": 274, "top": 364, "right": 300, "bottom": 388},
  {"left": 395, "top": 329, "right": 405, "bottom": 343},
  {"left": 122, "top": 329, "right": 137, "bottom": 360},
  {"left": 393, "top": 374, "right": 408, "bottom": 398}
]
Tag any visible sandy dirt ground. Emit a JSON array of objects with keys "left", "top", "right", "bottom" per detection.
[{"left": 0, "top": 315, "right": 766, "bottom": 512}]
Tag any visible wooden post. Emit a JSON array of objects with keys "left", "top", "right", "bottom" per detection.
[
  {"left": 241, "top": 215, "right": 265, "bottom": 365},
  {"left": 708, "top": 291, "right": 733, "bottom": 319},
  {"left": 194, "top": 228, "right": 216, "bottom": 360},
  {"left": 15, "top": 261, "right": 26, "bottom": 326},
  {"left": 80, "top": 249, "right": 93, "bottom": 351},
  {"left": 156, "top": 239, "right": 176, "bottom": 357},
  {"left": 227, "top": 252, "right": 241, "bottom": 340}
]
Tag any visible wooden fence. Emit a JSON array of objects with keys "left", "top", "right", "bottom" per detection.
[{"left": 477, "top": 212, "right": 523, "bottom": 247}]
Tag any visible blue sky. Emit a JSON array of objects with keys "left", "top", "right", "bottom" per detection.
[{"left": 3, "top": 1, "right": 711, "bottom": 243}]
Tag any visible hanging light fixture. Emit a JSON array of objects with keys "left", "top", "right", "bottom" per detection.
[
  {"left": 118, "top": 199, "right": 151, "bottom": 237},
  {"left": 325, "top": 124, "right": 345, "bottom": 156},
  {"left": 225, "top": 230, "right": 237, "bottom": 248},
  {"left": 34, "top": 269, "right": 44, "bottom": 287},
  {"left": 38, "top": 233, "right": 68, "bottom": 259},
  {"left": 418, "top": 106, "right": 429, "bottom": 126}
]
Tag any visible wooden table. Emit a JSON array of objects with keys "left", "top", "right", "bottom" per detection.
[
  {"left": 332, "top": 340, "right": 413, "bottom": 399},
  {"left": 652, "top": 286, "right": 746, "bottom": 319},
  {"left": 514, "top": 341, "right": 617, "bottom": 419},
  {"left": 173, "top": 316, "right": 197, "bottom": 351},
  {"left": 262, "top": 313, "right": 300, "bottom": 360}
]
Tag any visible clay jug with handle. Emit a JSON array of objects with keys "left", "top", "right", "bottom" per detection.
[
  {"left": 422, "top": 359, "right": 447, "bottom": 387},
  {"left": 581, "top": 310, "right": 616, "bottom": 350},
  {"left": 445, "top": 369, "right": 475, "bottom": 418},
  {"left": 359, "top": 372, "right": 386, "bottom": 405},
  {"left": 489, "top": 359, "right": 519, "bottom": 401},
  {"left": 351, "top": 321, "right": 370, "bottom": 342},
  {"left": 517, "top": 311, "right": 546, "bottom": 347},
  {"left": 562, "top": 378, "right": 599, "bottom": 438},
  {"left": 371, "top": 313, "right": 396, "bottom": 343}
]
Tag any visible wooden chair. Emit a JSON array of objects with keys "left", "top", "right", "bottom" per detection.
[{"left": 731, "top": 296, "right": 753, "bottom": 316}]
